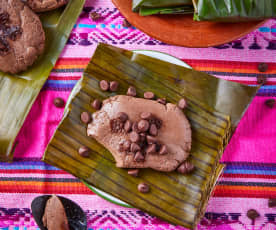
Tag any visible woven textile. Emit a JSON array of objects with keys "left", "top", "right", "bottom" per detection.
[{"left": 0, "top": 0, "right": 276, "bottom": 229}]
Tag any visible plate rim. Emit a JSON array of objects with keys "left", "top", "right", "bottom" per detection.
[
  {"left": 83, "top": 49, "right": 191, "bottom": 208},
  {"left": 112, "top": 0, "right": 267, "bottom": 48}
]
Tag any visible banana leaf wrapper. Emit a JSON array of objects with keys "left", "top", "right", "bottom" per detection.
[
  {"left": 193, "top": 0, "right": 276, "bottom": 21},
  {"left": 0, "top": 0, "right": 85, "bottom": 162},
  {"left": 43, "top": 43, "right": 259, "bottom": 229},
  {"left": 132, "top": 0, "right": 193, "bottom": 11},
  {"left": 139, "top": 6, "right": 194, "bottom": 16}
]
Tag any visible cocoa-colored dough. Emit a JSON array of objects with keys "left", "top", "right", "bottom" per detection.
[
  {"left": 87, "top": 95, "right": 192, "bottom": 172},
  {"left": 0, "top": 0, "right": 45, "bottom": 74},
  {"left": 22, "top": 0, "right": 68, "bottom": 12},
  {"left": 42, "top": 195, "right": 69, "bottom": 230}
]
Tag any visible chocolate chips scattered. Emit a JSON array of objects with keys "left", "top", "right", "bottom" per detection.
[
  {"left": 0, "top": 12, "right": 9, "bottom": 24},
  {"left": 258, "top": 63, "right": 268, "bottom": 73},
  {"left": 177, "top": 161, "right": 194, "bottom": 174},
  {"left": 130, "top": 131, "right": 140, "bottom": 143},
  {"left": 90, "top": 11, "right": 102, "bottom": 21},
  {"left": 149, "top": 124, "right": 158, "bottom": 136},
  {"left": 123, "top": 140, "right": 131, "bottom": 151},
  {"left": 110, "top": 81, "right": 119, "bottom": 92},
  {"left": 144, "top": 92, "right": 155, "bottom": 100},
  {"left": 99, "top": 80, "right": 109, "bottom": 91},
  {"left": 92, "top": 99, "right": 102, "bottom": 110},
  {"left": 122, "top": 19, "right": 131, "bottom": 28},
  {"left": 127, "top": 86, "right": 136, "bottom": 97},
  {"left": 81, "top": 112, "right": 92, "bottom": 124},
  {"left": 138, "top": 182, "right": 150, "bottom": 193},
  {"left": 130, "top": 143, "right": 141, "bottom": 153},
  {"left": 138, "top": 120, "right": 149, "bottom": 132},
  {"left": 257, "top": 75, "right": 267, "bottom": 85},
  {"left": 268, "top": 198, "right": 276, "bottom": 208},
  {"left": 99, "top": 80, "right": 119, "bottom": 92},
  {"left": 128, "top": 169, "right": 139, "bottom": 177},
  {"left": 124, "top": 120, "right": 132, "bottom": 132},
  {"left": 116, "top": 112, "right": 128, "bottom": 122},
  {"left": 265, "top": 99, "right": 275, "bottom": 108},
  {"left": 53, "top": 97, "right": 65, "bottom": 108},
  {"left": 247, "top": 209, "right": 260, "bottom": 221},
  {"left": 146, "top": 144, "right": 156, "bottom": 154},
  {"left": 159, "top": 145, "right": 168, "bottom": 155},
  {"left": 78, "top": 146, "right": 90, "bottom": 157},
  {"left": 178, "top": 98, "right": 187, "bottom": 109},
  {"left": 134, "top": 151, "right": 145, "bottom": 162}
]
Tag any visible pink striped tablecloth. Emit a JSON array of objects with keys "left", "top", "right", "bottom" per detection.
[{"left": 0, "top": 0, "right": 276, "bottom": 229}]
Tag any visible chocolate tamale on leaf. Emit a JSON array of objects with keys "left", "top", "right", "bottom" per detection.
[
  {"left": 0, "top": 0, "right": 85, "bottom": 162},
  {"left": 193, "top": 0, "right": 276, "bottom": 21},
  {"left": 43, "top": 43, "right": 259, "bottom": 229}
]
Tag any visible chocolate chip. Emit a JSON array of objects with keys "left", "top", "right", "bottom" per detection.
[
  {"left": 132, "top": 122, "right": 139, "bottom": 133},
  {"left": 140, "top": 112, "right": 152, "bottom": 120},
  {"left": 118, "top": 142, "right": 124, "bottom": 152},
  {"left": 110, "top": 118, "right": 124, "bottom": 133},
  {"left": 91, "top": 99, "right": 102, "bottom": 110},
  {"left": 0, "top": 12, "right": 9, "bottom": 25},
  {"left": 129, "top": 131, "right": 140, "bottom": 143},
  {"left": 130, "top": 143, "right": 141, "bottom": 153},
  {"left": 178, "top": 98, "right": 187, "bottom": 109},
  {"left": 247, "top": 209, "right": 260, "bottom": 220},
  {"left": 268, "top": 198, "right": 276, "bottom": 208},
  {"left": 90, "top": 12, "right": 101, "bottom": 21},
  {"left": 124, "top": 120, "right": 132, "bottom": 132},
  {"left": 7, "top": 26, "right": 22, "bottom": 41},
  {"left": 159, "top": 145, "right": 168, "bottom": 155},
  {"left": 134, "top": 151, "right": 145, "bottom": 162},
  {"left": 146, "top": 135, "right": 157, "bottom": 144},
  {"left": 116, "top": 112, "right": 128, "bottom": 122},
  {"left": 128, "top": 169, "right": 139, "bottom": 177},
  {"left": 110, "top": 81, "right": 119, "bottom": 92},
  {"left": 149, "top": 124, "right": 158, "bottom": 136},
  {"left": 157, "top": 98, "right": 166, "bottom": 105},
  {"left": 138, "top": 120, "right": 149, "bottom": 132},
  {"left": 122, "top": 19, "right": 131, "bottom": 28},
  {"left": 146, "top": 144, "right": 156, "bottom": 154},
  {"left": 80, "top": 111, "right": 91, "bottom": 124},
  {"left": 123, "top": 140, "right": 131, "bottom": 151},
  {"left": 138, "top": 182, "right": 150, "bottom": 193},
  {"left": 265, "top": 99, "right": 275, "bottom": 108},
  {"left": 139, "top": 133, "right": 146, "bottom": 143},
  {"left": 99, "top": 80, "right": 109, "bottom": 91},
  {"left": 177, "top": 161, "right": 195, "bottom": 174},
  {"left": 127, "top": 86, "right": 136, "bottom": 97},
  {"left": 258, "top": 63, "right": 268, "bottom": 73},
  {"left": 78, "top": 146, "right": 90, "bottom": 157},
  {"left": 53, "top": 97, "right": 65, "bottom": 108},
  {"left": 257, "top": 75, "right": 267, "bottom": 85},
  {"left": 144, "top": 92, "right": 155, "bottom": 100}
]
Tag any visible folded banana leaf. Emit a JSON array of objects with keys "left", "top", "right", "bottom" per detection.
[
  {"left": 0, "top": 0, "right": 85, "bottom": 162},
  {"left": 139, "top": 6, "right": 194, "bottom": 16},
  {"left": 43, "top": 43, "right": 259, "bottom": 229},
  {"left": 193, "top": 0, "right": 276, "bottom": 21}
]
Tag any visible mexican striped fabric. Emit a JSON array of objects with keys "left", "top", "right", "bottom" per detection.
[{"left": 0, "top": 0, "right": 276, "bottom": 229}]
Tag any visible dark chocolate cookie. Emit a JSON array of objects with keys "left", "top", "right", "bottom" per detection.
[
  {"left": 22, "top": 0, "right": 68, "bottom": 12},
  {"left": 0, "top": 0, "right": 45, "bottom": 74}
]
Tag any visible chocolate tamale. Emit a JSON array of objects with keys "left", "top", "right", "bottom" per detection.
[
  {"left": 43, "top": 43, "right": 259, "bottom": 229},
  {"left": 193, "top": 0, "right": 276, "bottom": 21},
  {"left": 0, "top": 0, "right": 85, "bottom": 162}
]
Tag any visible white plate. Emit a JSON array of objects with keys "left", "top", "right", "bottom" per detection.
[{"left": 85, "top": 50, "right": 191, "bottom": 208}]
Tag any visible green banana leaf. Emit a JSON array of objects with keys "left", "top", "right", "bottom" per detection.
[
  {"left": 139, "top": 6, "right": 194, "bottom": 16},
  {"left": 0, "top": 0, "right": 85, "bottom": 162},
  {"left": 193, "top": 0, "right": 276, "bottom": 21},
  {"left": 133, "top": 0, "right": 193, "bottom": 12},
  {"left": 43, "top": 43, "right": 259, "bottom": 229}
]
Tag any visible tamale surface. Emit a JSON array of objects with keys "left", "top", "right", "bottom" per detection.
[
  {"left": 43, "top": 44, "right": 259, "bottom": 229},
  {"left": 0, "top": 0, "right": 85, "bottom": 161}
]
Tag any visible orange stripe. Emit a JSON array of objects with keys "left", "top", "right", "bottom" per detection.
[{"left": 215, "top": 185, "right": 276, "bottom": 191}]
